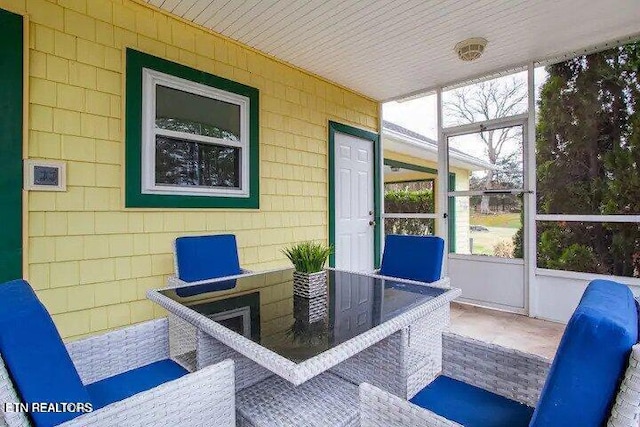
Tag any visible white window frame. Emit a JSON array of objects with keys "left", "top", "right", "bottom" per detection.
[{"left": 141, "top": 68, "right": 250, "bottom": 198}]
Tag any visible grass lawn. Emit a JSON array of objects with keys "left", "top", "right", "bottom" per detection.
[
  {"left": 470, "top": 227, "right": 518, "bottom": 256},
  {"left": 470, "top": 212, "right": 521, "bottom": 229}
]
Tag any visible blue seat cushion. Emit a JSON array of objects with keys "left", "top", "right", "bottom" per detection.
[
  {"left": 0, "top": 280, "right": 92, "bottom": 427},
  {"left": 176, "top": 278, "right": 237, "bottom": 297},
  {"left": 530, "top": 280, "right": 638, "bottom": 427},
  {"left": 175, "top": 234, "right": 242, "bottom": 282},
  {"left": 87, "top": 359, "right": 188, "bottom": 410},
  {"left": 410, "top": 375, "right": 534, "bottom": 427},
  {"left": 379, "top": 235, "right": 444, "bottom": 283}
]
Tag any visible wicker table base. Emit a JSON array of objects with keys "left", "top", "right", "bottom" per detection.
[
  {"left": 236, "top": 372, "right": 359, "bottom": 427},
  {"left": 331, "top": 304, "right": 449, "bottom": 399}
]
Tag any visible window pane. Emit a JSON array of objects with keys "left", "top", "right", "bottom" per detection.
[
  {"left": 155, "top": 136, "right": 240, "bottom": 188},
  {"left": 537, "top": 221, "right": 640, "bottom": 278},
  {"left": 536, "top": 41, "right": 640, "bottom": 215},
  {"left": 442, "top": 71, "right": 528, "bottom": 128},
  {"left": 384, "top": 218, "right": 435, "bottom": 236},
  {"left": 450, "top": 195, "right": 523, "bottom": 258},
  {"left": 447, "top": 125, "right": 523, "bottom": 193},
  {"left": 156, "top": 85, "right": 241, "bottom": 141},
  {"left": 384, "top": 180, "right": 434, "bottom": 213}
]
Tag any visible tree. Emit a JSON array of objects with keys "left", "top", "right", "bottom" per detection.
[
  {"left": 535, "top": 41, "right": 640, "bottom": 276},
  {"left": 444, "top": 77, "right": 527, "bottom": 213}
]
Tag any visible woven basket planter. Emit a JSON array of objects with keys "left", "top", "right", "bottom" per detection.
[{"left": 293, "top": 270, "right": 327, "bottom": 298}]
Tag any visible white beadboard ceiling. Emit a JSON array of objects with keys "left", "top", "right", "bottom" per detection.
[{"left": 145, "top": 0, "right": 640, "bottom": 101}]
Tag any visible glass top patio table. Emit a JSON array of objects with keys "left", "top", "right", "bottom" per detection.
[{"left": 147, "top": 268, "right": 460, "bottom": 385}]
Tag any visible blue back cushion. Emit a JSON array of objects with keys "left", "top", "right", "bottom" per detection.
[
  {"left": 176, "top": 279, "right": 237, "bottom": 297},
  {"left": 0, "top": 280, "right": 91, "bottom": 426},
  {"left": 530, "top": 280, "right": 638, "bottom": 427},
  {"left": 379, "top": 235, "right": 444, "bottom": 283},
  {"left": 175, "top": 234, "right": 242, "bottom": 282}
]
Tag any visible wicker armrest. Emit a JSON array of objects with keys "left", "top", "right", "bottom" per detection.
[
  {"left": 60, "top": 360, "right": 236, "bottom": 427},
  {"left": 359, "top": 383, "right": 461, "bottom": 427},
  {"left": 442, "top": 332, "right": 551, "bottom": 407},
  {"left": 66, "top": 319, "right": 170, "bottom": 385},
  {"left": 167, "top": 270, "right": 252, "bottom": 289}
]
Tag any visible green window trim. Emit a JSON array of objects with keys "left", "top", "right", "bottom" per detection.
[
  {"left": 384, "top": 159, "right": 437, "bottom": 175},
  {"left": 125, "top": 48, "right": 260, "bottom": 209},
  {"left": 382, "top": 158, "right": 456, "bottom": 252}
]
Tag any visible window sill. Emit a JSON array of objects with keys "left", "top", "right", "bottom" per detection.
[
  {"left": 535, "top": 268, "right": 640, "bottom": 287},
  {"left": 126, "top": 188, "right": 259, "bottom": 209}
]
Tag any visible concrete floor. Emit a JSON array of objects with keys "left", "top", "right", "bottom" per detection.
[{"left": 449, "top": 303, "right": 566, "bottom": 359}]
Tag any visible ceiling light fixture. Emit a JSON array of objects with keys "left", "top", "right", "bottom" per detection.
[{"left": 455, "top": 37, "right": 488, "bottom": 62}]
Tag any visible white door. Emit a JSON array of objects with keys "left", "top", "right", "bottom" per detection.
[{"left": 334, "top": 131, "right": 375, "bottom": 271}]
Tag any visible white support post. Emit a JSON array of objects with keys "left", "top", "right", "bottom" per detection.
[
  {"left": 526, "top": 63, "right": 537, "bottom": 317},
  {"left": 378, "top": 102, "right": 385, "bottom": 264},
  {"left": 436, "top": 88, "right": 448, "bottom": 274}
]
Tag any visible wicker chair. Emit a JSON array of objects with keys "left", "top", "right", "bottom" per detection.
[
  {"left": 168, "top": 234, "right": 251, "bottom": 292},
  {"left": 360, "top": 280, "right": 640, "bottom": 427},
  {"left": 0, "top": 280, "right": 236, "bottom": 427}
]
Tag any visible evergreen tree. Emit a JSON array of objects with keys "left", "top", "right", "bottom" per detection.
[{"left": 529, "top": 41, "right": 640, "bottom": 276}]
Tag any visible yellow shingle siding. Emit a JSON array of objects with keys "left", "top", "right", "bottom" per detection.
[{"left": 3, "top": 0, "right": 378, "bottom": 340}]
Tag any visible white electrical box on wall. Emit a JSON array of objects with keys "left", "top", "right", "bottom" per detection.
[{"left": 24, "top": 160, "right": 67, "bottom": 192}]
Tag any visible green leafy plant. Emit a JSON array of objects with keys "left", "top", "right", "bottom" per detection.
[{"left": 282, "top": 241, "right": 332, "bottom": 273}]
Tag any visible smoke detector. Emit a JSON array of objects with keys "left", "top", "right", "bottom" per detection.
[{"left": 454, "top": 37, "right": 488, "bottom": 61}]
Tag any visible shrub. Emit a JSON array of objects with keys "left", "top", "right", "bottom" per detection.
[
  {"left": 493, "top": 240, "right": 515, "bottom": 258},
  {"left": 384, "top": 189, "right": 435, "bottom": 235}
]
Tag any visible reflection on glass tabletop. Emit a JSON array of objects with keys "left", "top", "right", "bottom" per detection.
[{"left": 159, "top": 269, "right": 446, "bottom": 363}]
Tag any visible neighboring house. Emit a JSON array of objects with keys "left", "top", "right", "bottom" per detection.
[{"left": 382, "top": 121, "right": 495, "bottom": 254}]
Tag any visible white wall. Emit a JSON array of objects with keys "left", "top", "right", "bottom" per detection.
[
  {"left": 450, "top": 256, "right": 525, "bottom": 310},
  {"left": 533, "top": 269, "right": 640, "bottom": 323}
]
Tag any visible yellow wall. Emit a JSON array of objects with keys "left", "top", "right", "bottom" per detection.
[{"left": 1, "top": 0, "right": 378, "bottom": 340}]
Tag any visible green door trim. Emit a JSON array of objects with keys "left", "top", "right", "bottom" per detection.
[
  {"left": 328, "top": 121, "right": 381, "bottom": 268},
  {"left": 447, "top": 173, "right": 456, "bottom": 253},
  {"left": 0, "top": 8, "right": 23, "bottom": 282}
]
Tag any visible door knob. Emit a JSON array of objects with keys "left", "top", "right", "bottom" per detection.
[
  {"left": 369, "top": 210, "right": 373, "bottom": 215},
  {"left": 369, "top": 220, "right": 376, "bottom": 226}
]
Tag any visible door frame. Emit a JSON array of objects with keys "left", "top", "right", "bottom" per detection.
[
  {"left": 328, "top": 121, "right": 381, "bottom": 268},
  {"left": 443, "top": 114, "right": 531, "bottom": 313},
  {"left": 0, "top": 6, "right": 27, "bottom": 282}
]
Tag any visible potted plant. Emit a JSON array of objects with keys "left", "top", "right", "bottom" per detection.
[{"left": 282, "top": 241, "right": 332, "bottom": 298}]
